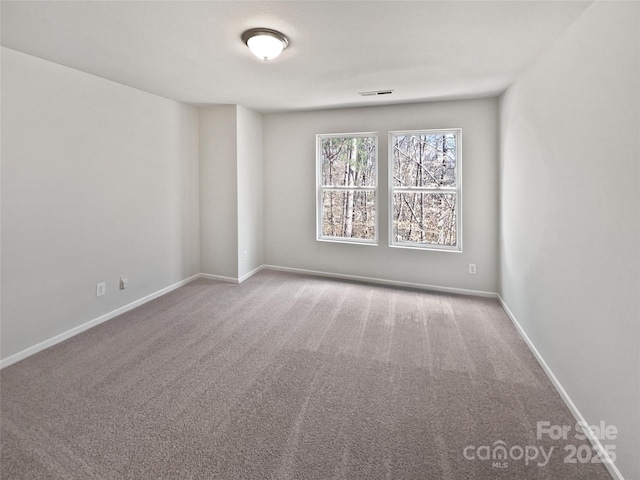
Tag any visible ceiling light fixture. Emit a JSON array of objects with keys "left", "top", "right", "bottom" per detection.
[{"left": 242, "top": 28, "right": 289, "bottom": 61}]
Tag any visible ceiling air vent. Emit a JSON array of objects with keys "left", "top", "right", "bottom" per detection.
[{"left": 358, "top": 89, "right": 394, "bottom": 96}]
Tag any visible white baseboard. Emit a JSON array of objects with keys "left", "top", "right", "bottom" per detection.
[
  {"left": 262, "top": 264, "right": 497, "bottom": 298},
  {"left": 238, "top": 265, "right": 264, "bottom": 283},
  {"left": 0, "top": 274, "right": 201, "bottom": 369},
  {"left": 497, "top": 296, "right": 624, "bottom": 480},
  {"left": 198, "top": 273, "right": 238, "bottom": 284},
  {"left": 199, "top": 265, "right": 264, "bottom": 285}
]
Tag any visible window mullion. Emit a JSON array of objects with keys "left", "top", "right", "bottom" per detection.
[
  {"left": 321, "top": 186, "right": 376, "bottom": 191},
  {"left": 391, "top": 187, "right": 457, "bottom": 193}
]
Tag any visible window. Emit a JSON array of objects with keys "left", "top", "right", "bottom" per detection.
[
  {"left": 317, "top": 133, "right": 377, "bottom": 244},
  {"left": 389, "top": 129, "right": 462, "bottom": 251}
]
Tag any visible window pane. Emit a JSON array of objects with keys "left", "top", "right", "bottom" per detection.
[
  {"left": 321, "top": 136, "right": 376, "bottom": 187},
  {"left": 392, "top": 133, "right": 456, "bottom": 188},
  {"left": 392, "top": 192, "right": 457, "bottom": 246},
  {"left": 322, "top": 190, "right": 375, "bottom": 240}
]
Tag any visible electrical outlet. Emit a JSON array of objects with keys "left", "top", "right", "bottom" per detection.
[
  {"left": 469, "top": 264, "right": 477, "bottom": 275},
  {"left": 243, "top": 250, "right": 248, "bottom": 261},
  {"left": 119, "top": 277, "right": 128, "bottom": 290},
  {"left": 96, "top": 282, "right": 106, "bottom": 297}
]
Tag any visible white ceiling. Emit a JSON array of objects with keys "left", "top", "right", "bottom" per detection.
[{"left": 1, "top": 0, "right": 593, "bottom": 112}]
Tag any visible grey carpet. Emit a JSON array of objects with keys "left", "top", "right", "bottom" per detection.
[{"left": 1, "top": 270, "right": 611, "bottom": 479}]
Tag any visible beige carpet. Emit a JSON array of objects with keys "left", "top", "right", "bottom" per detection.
[{"left": 1, "top": 270, "right": 611, "bottom": 479}]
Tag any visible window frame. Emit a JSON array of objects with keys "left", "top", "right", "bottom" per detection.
[
  {"left": 388, "top": 128, "right": 463, "bottom": 252},
  {"left": 316, "top": 132, "right": 379, "bottom": 245}
]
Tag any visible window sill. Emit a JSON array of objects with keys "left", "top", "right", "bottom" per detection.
[
  {"left": 389, "top": 243, "right": 462, "bottom": 253},
  {"left": 317, "top": 237, "right": 378, "bottom": 247}
]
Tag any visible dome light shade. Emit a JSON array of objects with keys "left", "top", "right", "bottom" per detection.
[{"left": 242, "top": 28, "right": 289, "bottom": 61}]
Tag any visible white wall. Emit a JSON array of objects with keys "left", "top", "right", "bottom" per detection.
[
  {"left": 236, "top": 105, "right": 264, "bottom": 279},
  {"left": 199, "top": 104, "right": 264, "bottom": 280},
  {"left": 499, "top": 2, "right": 640, "bottom": 478},
  {"left": 263, "top": 99, "right": 499, "bottom": 293},
  {"left": 199, "top": 105, "right": 238, "bottom": 279},
  {"left": 1, "top": 47, "right": 200, "bottom": 360}
]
